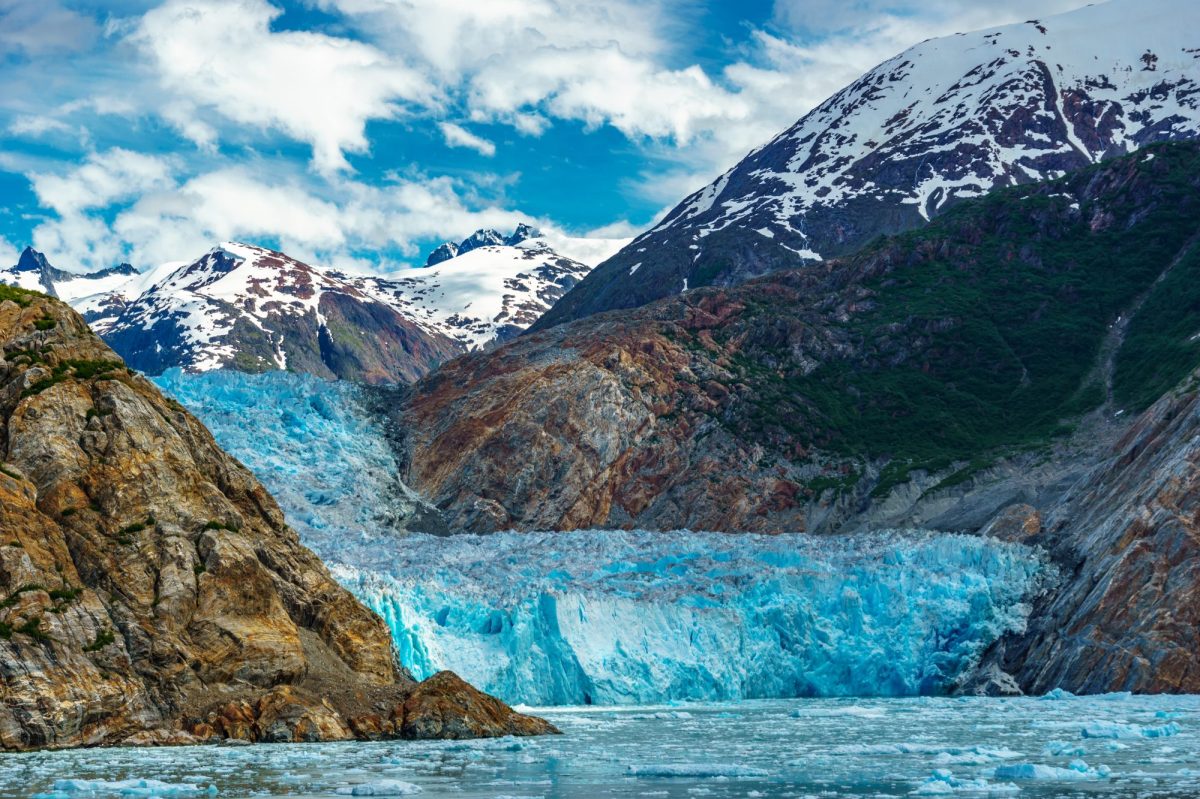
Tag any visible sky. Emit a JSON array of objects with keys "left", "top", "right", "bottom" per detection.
[{"left": 0, "top": 0, "right": 1091, "bottom": 275}]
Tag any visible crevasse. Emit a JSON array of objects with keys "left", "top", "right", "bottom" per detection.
[{"left": 154, "top": 369, "right": 1049, "bottom": 707}]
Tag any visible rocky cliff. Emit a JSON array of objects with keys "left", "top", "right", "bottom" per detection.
[
  {"left": 0, "top": 284, "right": 553, "bottom": 750},
  {"left": 973, "top": 367, "right": 1200, "bottom": 694},
  {"left": 385, "top": 142, "right": 1200, "bottom": 534},
  {"left": 535, "top": 0, "right": 1200, "bottom": 331}
]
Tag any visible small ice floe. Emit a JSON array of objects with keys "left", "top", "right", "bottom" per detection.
[
  {"left": 1081, "top": 721, "right": 1181, "bottom": 739},
  {"left": 910, "top": 769, "right": 1018, "bottom": 795},
  {"left": 1040, "top": 688, "right": 1076, "bottom": 700},
  {"left": 1043, "top": 740, "right": 1087, "bottom": 757},
  {"left": 625, "top": 764, "right": 768, "bottom": 778},
  {"left": 334, "top": 780, "right": 422, "bottom": 796},
  {"left": 34, "top": 779, "right": 218, "bottom": 798},
  {"left": 992, "top": 760, "right": 1111, "bottom": 781}
]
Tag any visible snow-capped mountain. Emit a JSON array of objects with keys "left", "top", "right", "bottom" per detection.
[
  {"left": 341, "top": 227, "right": 593, "bottom": 350},
  {"left": 536, "top": 0, "right": 1200, "bottom": 329},
  {"left": 97, "top": 242, "right": 461, "bottom": 383},
  {"left": 0, "top": 246, "right": 138, "bottom": 304},
  {"left": 3, "top": 225, "right": 600, "bottom": 382}
]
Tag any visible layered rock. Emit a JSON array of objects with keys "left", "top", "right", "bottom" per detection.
[
  {"left": 386, "top": 143, "right": 1200, "bottom": 534},
  {"left": 0, "top": 284, "right": 554, "bottom": 750},
  {"left": 975, "top": 369, "right": 1200, "bottom": 693}
]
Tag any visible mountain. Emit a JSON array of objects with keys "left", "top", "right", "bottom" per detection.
[
  {"left": 4, "top": 226, "right": 596, "bottom": 384},
  {"left": 95, "top": 242, "right": 461, "bottom": 384},
  {"left": 342, "top": 228, "right": 593, "bottom": 350},
  {"left": 0, "top": 246, "right": 137, "bottom": 304},
  {"left": 384, "top": 142, "right": 1200, "bottom": 534},
  {"left": 535, "top": 0, "right": 1200, "bottom": 330},
  {"left": 0, "top": 282, "right": 553, "bottom": 749}
]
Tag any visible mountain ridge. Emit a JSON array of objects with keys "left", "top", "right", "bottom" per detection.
[{"left": 535, "top": 0, "right": 1200, "bottom": 331}]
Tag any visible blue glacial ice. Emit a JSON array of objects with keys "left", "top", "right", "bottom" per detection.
[
  {"left": 155, "top": 369, "right": 1051, "bottom": 706},
  {"left": 335, "top": 529, "right": 1047, "bottom": 705},
  {"left": 151, "top": 368, "right": 438, "bottom": 563}
]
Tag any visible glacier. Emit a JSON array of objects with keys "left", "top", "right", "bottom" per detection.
[
  {"left": 151, "top": 368, "right": 440, "bottom": 563},
  {"left": 335, "top": 530, "right": 1047, "bottom": 705},
  {"left": 155, "top": 369, "right": 1051, "bottom": 706}
]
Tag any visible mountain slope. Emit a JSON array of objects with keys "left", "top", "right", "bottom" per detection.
[
  {"left": 384, "top": 142, "right": 1200, "bottom": 534},
  {"left": 0, "top": 283, "right": 553, "bottom": 749},
  {"left": 96, "top": 243, "right": 461, "bottom": 384},
  {"left": 536, "top": 0, "right": 1200, "bottom": 330},
  {"left": 0, "top": 247, "right": 137, "bottom": 304}
]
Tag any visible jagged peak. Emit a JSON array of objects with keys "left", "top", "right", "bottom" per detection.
[{"left": 15, "top": 246, "right": 49, "bottom": 273}]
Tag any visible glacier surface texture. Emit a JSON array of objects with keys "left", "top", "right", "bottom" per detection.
[{"left": 157, "top": 369, "right": 1049, "bottom": 706}]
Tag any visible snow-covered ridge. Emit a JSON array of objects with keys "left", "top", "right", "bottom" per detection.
[
  {"left": 538, "top": 0, "right": 1200, "bottom": 328},
  {"left": 341, "top": 230, "right": 594, "bottom": 349},
  {"left": 663, "top": 0, "right": 1200, "bottom": 242},
  {"left": 3, "top": 225, "right": 610, "bottom": 377}
]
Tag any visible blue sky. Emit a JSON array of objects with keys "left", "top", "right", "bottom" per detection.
[{"left": 0, "top": 0, "right": 1088, "bottom": 273}]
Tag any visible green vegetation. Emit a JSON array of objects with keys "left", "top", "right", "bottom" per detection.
[
  {"left": 83, "top": 627, "right": 116, "bottom": 652},
  {"left": 203, "top": 519, "right": 239, "bottom": 532},
  {"left": 720, "top": 143, "right": 1200, "bottom": 490},
  {"left": 20, "top": 359, "right": 125, "bottom": 399},
  {"left": 18, "top": 617, "right": 51, "bottom": 642},
  {"left": 0, "top": 464, "right": 21, "bottom": 481},
  {"left": 0, "top": 284, "right": 37, "bottom": 307},
  {"left": 1113, "top": 242, "right": 1200, "bottom": 410},
  {"left": 33, "top": 317, "right": 56, "bottom": 331},
  {"left": 0, "top": 584, "right": 46, "bottom": 610}
]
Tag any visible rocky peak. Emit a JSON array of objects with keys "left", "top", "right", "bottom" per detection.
[
  {"left": 15, "top": 247, "right": 49, "bottom": 274},
  {"left": 425, "top": 241, "right": 460, "bottom": 267},
  {"left": 505, "top": 223, "right": 543, "bottom": 246},
  {"left": 457, "top": 229, "right": 506, "bottom": 255}
]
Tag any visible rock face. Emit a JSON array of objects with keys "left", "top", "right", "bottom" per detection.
[
  {"left": 0, "top": 284, "right": 554, "bottom": 750},
  {"left": 535, "top": 0, "right": 1200, "bottom": 331},
  {"left": 976, "top": 371, "right": 1200, "bottom": 693},
  {"left": 387, "top": 143, "right": 1200, "bottom": 534}
]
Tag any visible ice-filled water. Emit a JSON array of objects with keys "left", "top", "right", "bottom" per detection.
[
  {"left": 6, "top": 695, "right": 1200, "bottom": 798},
  {"left": 336, "top": 530, "right": 1048, "bottom": 705},
  {"left": 155, "top": 370, "right": 1052, "bottom": 706}
]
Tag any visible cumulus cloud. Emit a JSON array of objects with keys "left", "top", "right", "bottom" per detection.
[
  {"left": 24, "top": 151, "right": 622, "bottom": 273},
  {"left": 130, "top": 0, "right": 435, "bottom": 173},
  {"left": 439, "top": 123, "right": 497, "bottom": 157}
]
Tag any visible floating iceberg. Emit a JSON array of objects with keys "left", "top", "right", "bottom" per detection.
[
  {"left": 34, "top": 778, "right": 218, "bottom": 798},
  {"left": 1081, "top": 721, "right": 1181, "bottom": 739},
  {"left": 334, "top": 780, "right": 422, "bottom": 796}
]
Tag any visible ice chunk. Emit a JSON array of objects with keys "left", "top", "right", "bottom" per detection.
[
  {"left": 1081, "top": 721, "right": 1181, "bottom": 739},
  {"left": 992, "top": 761, "right": 1109, "bottom": 781},
  {"left": 35, "top": 779, "right": 217, "bottom": 798},
  {"left": 910, "top": 770, "right": 1018, "bottom": 794},
  {"left": 334, "top": 781, "right": 422, "bottom": 796},
  {"left": 625, "top": 764, "right": 769, "bottom": 778}
]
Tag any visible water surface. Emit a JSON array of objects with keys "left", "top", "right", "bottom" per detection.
[{"left": 7, "top": 695, "right": 1200, "bottom": 798}]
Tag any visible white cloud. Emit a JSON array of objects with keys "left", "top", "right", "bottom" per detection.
[
  {"left": 0, "top": 236, "right": 18, "bottom": 268},
  {"left": 30, "top": 149, "right": 175, "bottom": 215},
  {"left": 0, "top": 0, "right": 97, "bottom": 57},
  {"left": 8, "top": 116, "right": 73, "bottom": 137},
  {"left": 439, "top": 123, "right": 497, "bottom": 157},
  {"left": 130, "top": 0, "right": 435, "bottom": 173}
]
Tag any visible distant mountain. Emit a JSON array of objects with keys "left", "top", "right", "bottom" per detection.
[
  {"left": 535, "top": 0, "right": 1200, "bottom": 330},
  {"left": 0, "top": 246, "right": 137, "bottom": 302},
  {"left": 343, "top": 227, "right": 591, "bottom": 350},
  {"left": 1, "top": 225, "right": 598, "bottom": 383}
]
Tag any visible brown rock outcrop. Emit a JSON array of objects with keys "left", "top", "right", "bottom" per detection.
[{"left": 0, "top": 286, "right": 554, "bottom": 750}]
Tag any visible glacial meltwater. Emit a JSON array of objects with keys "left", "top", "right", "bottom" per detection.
[
  {"left": 7, "top": 695, "right": 1200, "bottom": 798},
  {"left": 136, "top": 369, "right": 1200, "bottom": 797}
]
